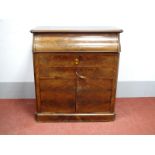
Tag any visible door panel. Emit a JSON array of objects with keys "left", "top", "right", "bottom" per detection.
[
  {"left": 75, "top": 54, "right": 117, "bottom": 113},
  {"left": 40, "top": 79, "right": 76, "bottom": 113},
  {"left": 76, "top": 71, "right": 113, "bottom": 113}
]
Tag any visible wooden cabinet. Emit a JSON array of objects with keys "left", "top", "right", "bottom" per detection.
[{"left": 31, "top": 27, "right": 123, "bottom": 122}]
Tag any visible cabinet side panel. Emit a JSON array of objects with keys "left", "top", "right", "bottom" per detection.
[
  {"left": 110, "top": 53, "right": 119, "bottom": 112},
  {"left": 33, "top": 53, "right": 41, "bottom": 112}
]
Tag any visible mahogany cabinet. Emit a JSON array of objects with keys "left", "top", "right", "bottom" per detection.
[{"left": 31, "top": 27, "right": 123, "bottom": 122}]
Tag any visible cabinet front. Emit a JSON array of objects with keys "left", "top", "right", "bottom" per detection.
[{"left": 36, "top": 53, "right": 117, "bottom": 114}]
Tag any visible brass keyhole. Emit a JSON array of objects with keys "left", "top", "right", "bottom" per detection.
[{"left": 74, "top": 58, "right": 79, "bottom": 65}]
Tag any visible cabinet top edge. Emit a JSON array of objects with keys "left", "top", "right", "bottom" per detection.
[{"left": 30, "top": 26, "right": 123, "bottom": 33}]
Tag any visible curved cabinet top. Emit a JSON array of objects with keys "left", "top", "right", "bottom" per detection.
[{"left": 31, "top": 27, "right": 123, "bottom": 53}]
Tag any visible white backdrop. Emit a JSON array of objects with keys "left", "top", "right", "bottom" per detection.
[{"left": 0, "top": 0, "right": 155, "bottom": 82}]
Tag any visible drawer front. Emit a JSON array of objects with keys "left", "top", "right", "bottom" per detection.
[
  {"left": 39, "top": 53, "right": 116, "bottom": 68},
  {"left": 40, "top": 79, "right": 76, "bottom": 113}
]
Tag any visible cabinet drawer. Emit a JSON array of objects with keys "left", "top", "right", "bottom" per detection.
[{"left": 38, "top": 53, "right": 116, "bottom": 68}]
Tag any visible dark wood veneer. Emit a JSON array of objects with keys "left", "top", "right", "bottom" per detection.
[{"left": 31, "top": 27, "right": 122, "bottom": 122}]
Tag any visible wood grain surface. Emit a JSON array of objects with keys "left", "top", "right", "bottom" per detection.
[
  {"left": 33, "top": 33, "right": 120, "bottom": 52},
  {"left": 32, "top": 27, "right": 122, "bottom": 122}
]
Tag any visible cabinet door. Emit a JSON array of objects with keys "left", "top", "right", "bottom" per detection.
[
  {"left": 38, "top": 53, "right": 77, "bottom": 113},
  {"left": 75, "top": 53, "right": 118, "bottom": 113},
  {"left": 40, "top": 78, "right": 76, "bottom": 113},
  {"left": 76, "top": 67, "right": 113, "bottom": 113}
]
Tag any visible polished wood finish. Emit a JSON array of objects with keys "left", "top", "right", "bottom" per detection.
[
  {"left": 33, "top": 33, "right": 120, "bottom": 52},
  {"left": 40, "top": 79, "right": 76, "bottom": 113},
  {"left": 31, "top": 26, "right": 123, "bottom": 33},
  {"left": 31, "top": 27, "right": 122, "bottom": 122},
  {"left": 36, "top": 113, "right": 115, "bottom": 122}
]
